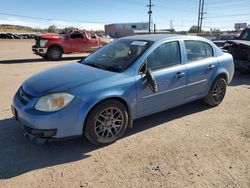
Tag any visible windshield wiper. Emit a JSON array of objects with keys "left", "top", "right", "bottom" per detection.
[
  {"left": 104, "top": 65, "right": 123, "bottom": 72},
  {"left": 82, "top": 60, "right": 122, "bottom": 72},
  {"left": 83, "top": 61, "right": 102, "bottom": 69}
]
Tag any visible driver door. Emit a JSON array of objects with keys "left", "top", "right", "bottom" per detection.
[
  {"left": 64, "top": 32, "right": 87, "bottom": 53},
  {"left": 135, "top": 41, "right": 187, "bottom": 117}
]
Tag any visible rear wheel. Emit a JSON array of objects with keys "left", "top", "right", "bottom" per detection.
[
  {"left": 204, "top": 77, "right": 227, "bottom": 107},
  {"left": 84, "top": 100, "right": 129, "bottom": 145},
  {"left": 47, "top": 46, "right": 62, "bottom": 61}
]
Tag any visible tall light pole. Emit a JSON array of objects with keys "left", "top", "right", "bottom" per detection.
[{"left": 147, "top": 0, "right": 154, "bottom": 33}]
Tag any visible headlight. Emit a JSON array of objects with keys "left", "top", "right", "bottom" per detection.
[
  {"left": 35, "top": 93, "right": 75, "bottom": 112},
  {"left": 40, "top": 39, "right": 48, "bottom": 47}
]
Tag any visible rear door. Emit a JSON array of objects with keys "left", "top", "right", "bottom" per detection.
[
  {"left": 136, "top": 41, "right": 187, "bottom": 117},
  {"left": 184, "top": 40, "right": 217, "bottom": 100}
]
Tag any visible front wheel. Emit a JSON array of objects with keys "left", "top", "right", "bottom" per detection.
[
  {"left": 84, "top": 100, "right": 129, "bottom": 145},
  {"left": 47, "top": 46, "right": 62, "bottom": 61},
  {"left": 204, "top": 77, "right": 227, "bottom": 107}
]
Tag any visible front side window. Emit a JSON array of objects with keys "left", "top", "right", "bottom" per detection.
[
  {"left": 147, "top": 41, "right": 181, "bottom": 70},
  {"left": 70, "top": 32, "right": 84, "bottom": 39},
  {"left": 184, "top": 40, "right": 213, "bottom": 62}
]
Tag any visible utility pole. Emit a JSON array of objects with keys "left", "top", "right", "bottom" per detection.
[
  {"left": 200, "top": 0, "right": 205, "bottom": 33},
  {"left": 197, "top": 0, "right": 205, "bottom": 33},
  {"left": 147, "top": 0, "right": 154, "bottom": 34},
  {"left": 170, "top": 20, "right": 173, "bottom": 30},
  {"left": 197, "top": 0, "right": 201, "bottom": 33}
]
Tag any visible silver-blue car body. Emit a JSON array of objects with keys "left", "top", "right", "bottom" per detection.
[{"left": 12, "top": 34, "right": 234, "bottom": 145}]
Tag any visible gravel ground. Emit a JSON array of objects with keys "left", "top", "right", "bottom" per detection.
[{"left": 0, "top": 40, "right": 249, "bottom": 188}]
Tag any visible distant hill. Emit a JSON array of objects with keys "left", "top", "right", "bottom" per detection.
[{"left": 0, "top": 24, "right": 47, "bottom": 33}]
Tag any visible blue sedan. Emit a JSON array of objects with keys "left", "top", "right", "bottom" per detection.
[{"left": 12, "top": 34, "right": 234, "bottom": 145}]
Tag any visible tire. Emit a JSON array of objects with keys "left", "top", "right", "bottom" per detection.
[
  {"left": 84, "top": 100, "right": 129, "bottom": 145},
  {"left": 204, "top": 77, "right": 227, "bottom": 107},
  {"left": 47, "top": 46, "right": 62, "bottom": 61},
  {"left": 41, "top": 54, "right": 48, "bottom": 60}
]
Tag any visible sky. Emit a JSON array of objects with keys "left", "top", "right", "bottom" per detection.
[{"left": 0, "top": 0, "right": 250, "bottom": 31}]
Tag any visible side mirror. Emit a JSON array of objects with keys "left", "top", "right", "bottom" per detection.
[{"left": 146, "top": 68, "right": 158, "bottom": 93}]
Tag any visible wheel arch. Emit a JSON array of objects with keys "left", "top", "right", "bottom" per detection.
[
  {"left": 215, "top": 72, "right": 228, "bottom": 83},
  {"left": 83, "top": 96, "right": 133, "bottom": 133},
  {"left": 206, "top": 71, "right": 229, "bottom": 95}
]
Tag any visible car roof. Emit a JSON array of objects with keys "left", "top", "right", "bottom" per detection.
[{"left": 121, "top": 34, "right": 206, "bottom": 42}]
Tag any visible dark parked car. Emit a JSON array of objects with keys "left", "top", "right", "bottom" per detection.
[
  {"left": 223, "top": 28, "right": 250, "bottom": 73},
  {"left": 212, "top": 34, "right": 238, "bottom": 48},
  {"left": 0, "top": 33, "right": 14, "bottom": 39}
]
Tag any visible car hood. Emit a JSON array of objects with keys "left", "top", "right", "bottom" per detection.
[
  {"left": 39, "top": 33, "right": 61, "bottom": 40},
  {"left": 225, "top": 40, "right": 250, "bottom": 46},
  {"left": 22, "top": 62, "right": 115, "bottom": 97}
]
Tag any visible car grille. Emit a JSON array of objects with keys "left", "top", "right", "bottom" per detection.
[
  {"left": 35, "top": 37, "right": 40, "bottom": 47},
  {"left": 17, "top": 87, "right": 34, "bottom": 105}
]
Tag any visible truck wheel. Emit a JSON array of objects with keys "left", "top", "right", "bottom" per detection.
[
  {"left": 204, "top": 77, "right": 227, "bottom": 107},
  {"left": 47, "top": 46, "right": 62, "bottom": 61},
  {"left": 84, "top": 99, "right": 129, "bottom": 145},
  {"left": 41, "top": 54, "right": 48, "bottom": 60}
]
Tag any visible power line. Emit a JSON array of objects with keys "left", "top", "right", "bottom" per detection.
[
  {"left": 0, "top": 12, "right": 113, "bottom": 24},
  {"left": 205, "top": 13, "right": 250, "bottom": 18}
]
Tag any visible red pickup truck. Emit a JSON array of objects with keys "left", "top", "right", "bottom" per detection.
[{"left": 32, "top": 30, "right": 112, "bottom": 60}]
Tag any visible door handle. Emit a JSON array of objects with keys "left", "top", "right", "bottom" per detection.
[
  {"left": 176, "top": 72, "right": 185, "bottom": 78},
  {"left": 208, "top": 64, "right": 215, "bottom": 70}
]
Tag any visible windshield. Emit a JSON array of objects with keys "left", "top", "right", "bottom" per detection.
[
  {"left": 83, "top": 39, "right": 152, "bottom": 72},
  {"left": 239, "top": 29, "right": 250, "bottom": 41}
]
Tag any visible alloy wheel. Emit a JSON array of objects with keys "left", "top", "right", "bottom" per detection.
[
  {"left": 94, "top": 107, "right": 124, "bottom": 139},
  {"left": 212, "top": 80, "right": 226, "bottom": 105}
]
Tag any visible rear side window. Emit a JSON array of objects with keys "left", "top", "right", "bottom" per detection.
[
  {"left": 204, "top": 43, "right": 213, "bottom": 57},
  {"left": 184, "top": 40, "right": 213, "bottom": 62},
  {"left": 147, "top": 41, "right": 181, "bottom": 70}
]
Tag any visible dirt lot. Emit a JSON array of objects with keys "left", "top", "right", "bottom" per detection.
[{"left": 0, "top": 40, "right": 249, "bottom": 188}]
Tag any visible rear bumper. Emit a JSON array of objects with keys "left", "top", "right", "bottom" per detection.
[{"left": 32, "top": 45, "right": 47, "bottom": 55}]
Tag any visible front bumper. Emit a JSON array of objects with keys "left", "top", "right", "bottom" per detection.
[
  {"left": 32, "top": 45, "right": 47, "bottom": 55},
  {"left": 12, "top": 88, "right": 87, "bottom": 142}
]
